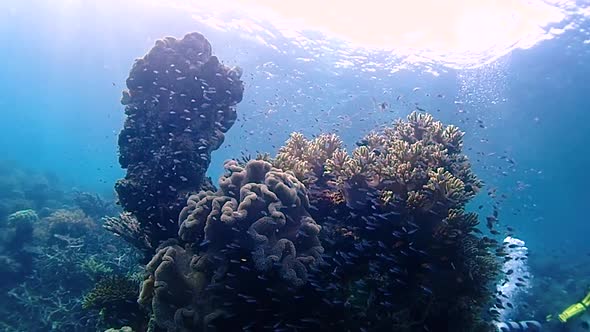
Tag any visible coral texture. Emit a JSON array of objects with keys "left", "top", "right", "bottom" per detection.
[
  {"left": 322, "top": 111, "right": 481, "bottom": 211},
  {"left": 42, "top": 208, "right": 96, "bottom": 241},
  {"left": 179, "top": 159, "right": 323, "bottom": 286},
  {"left": 82, "top": 275, "right": 138, "bottom": 310},
  {"left": 114, "top": 32, "right": 244, "bottom": 253},
  {"left": 83, "top": 275, "right": 145, "bottom": 330},
  {"left": 135, "top": 112, "right": 499, "bottom": 331},
  {"left": 266, "top": 112, "right": 498, "bottom": 331},
  {"left": 274, "top": 132, "right": 343, "bottom": 185},
  {"left": 140, "top": 160, "right": 324, "bottom": 331}
]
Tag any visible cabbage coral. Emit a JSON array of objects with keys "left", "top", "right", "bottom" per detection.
[
  {"left": 140, "top": 160, "right": 324, "bottom": 331},
  {"left": 178, "top": 159, "right": 323, "bottom": 287}
]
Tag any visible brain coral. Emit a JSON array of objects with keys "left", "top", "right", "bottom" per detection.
[{"left": 114, "top": 32, "right": 244, "bottom": 254}]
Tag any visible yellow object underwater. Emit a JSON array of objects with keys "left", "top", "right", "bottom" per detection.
[{"left": 554, "top": 291, "right": 590, "bottom": 323}]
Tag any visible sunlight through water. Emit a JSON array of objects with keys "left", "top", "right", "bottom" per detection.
[{"left": 177, "top": 0, "right": 588, "bottom": 72}]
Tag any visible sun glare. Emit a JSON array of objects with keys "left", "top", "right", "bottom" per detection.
[
  {"left": 30, "top": 0, "right": 581, "bottom": 69},
  {"left": 236, "top": 0, "right": 566, "bottom": 51}
]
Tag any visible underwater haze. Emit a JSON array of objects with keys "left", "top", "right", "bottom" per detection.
[{"left": 1, "top": 0, "right": 590, "bottom": 331}]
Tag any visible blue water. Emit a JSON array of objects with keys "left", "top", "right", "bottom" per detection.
[{"left": 1, "top": 0, "right": 590, "bottom": 330}]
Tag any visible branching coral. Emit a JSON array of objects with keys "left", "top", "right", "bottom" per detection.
[
  {"left": 82, "top": 275, "right": 138, "bottom": 310},
  {"left": 83, "top": 275, "right": 145, "bottom": 329},
  {"left": 80, "top": 256, "right": 114, "bottom": 279},
  {"left": 274, "top": 132, "right": 343, "bottom": 184},
  {"left": 267, "top": 111, "right": 498, "bottom": 331},
  {"left": 73, "top": 191, "right": 116, "bottom": 219},
  {"left": 319, "top": 111, "right": 482, "bottom": 213},
  {"left": 434, "top": 208, "right": 480, "bottom": 240},
  {"left": 114, "top": 32, "right": 245, "bottom": 254},
  {"left": 103, "top": 212, "right": 153, "bottom": 255}
]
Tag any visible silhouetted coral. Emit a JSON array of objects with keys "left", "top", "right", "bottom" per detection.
[
  {"left": 0, "top": 209, "right": 36, "bottom": 286},
  {"left": 113, "top": 32, "right": 244, "bottom": 255}
]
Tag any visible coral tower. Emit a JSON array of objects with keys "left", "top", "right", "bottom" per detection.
[{"left": 112, "top": 33, "right": 244, "bottom": 254}]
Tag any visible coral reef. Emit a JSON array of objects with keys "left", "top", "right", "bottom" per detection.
[
  {"left": 83, "top": 275, "right": 146, "bottom": 330},
  {"left": 178, "top": 159, "right": 323, "bottom": 286},
  {"left": 0, "top": 160, "right": 63, "bottom": 221},
  {"left": 6, "top": 209, "right": 39, "bottom": 225},
  {"left": 73, "top": 190, "right": 118, "bottom": 219},
  {"left": 321, "top": 112, "right": 481, "bottom": 211},
  {"left": 0, "top": 204, "right": 141, "bottom": 331},
  {"left": 40, "top": 208, "right": 97, "bottom": 244},
  {"left": 134, "top": 113, "right": 498, "bottom": 331},
  {"left": 139, "top": 160, "right": 324, "bottom": 330},
  {"left": 0, "top": 209, "right": 36, "bottom": 286},
  {"left": 274, "top": 132, "right": 343, "bottom": 185},
  {"left": 113, "top": 32, "right": 244, "bottom": 254},
  {"left": 81, "top": 256, "right": 114, "bottom": 278},
  {"left": 104, "top": 212, "right": 153, "bottom": 254},
  {"left": 82, "top": 276, "right": 138, "bottom": 309},
  {"left": 263, "top": 111, "right": 498, "bottom": 331},
  {"left": 15, "top": 29, "right": 501, "bottom": 332}
]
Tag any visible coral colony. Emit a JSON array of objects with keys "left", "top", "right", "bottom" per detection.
[{"left": 105, "top": 32, "right": 501, "bottom": 332}]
